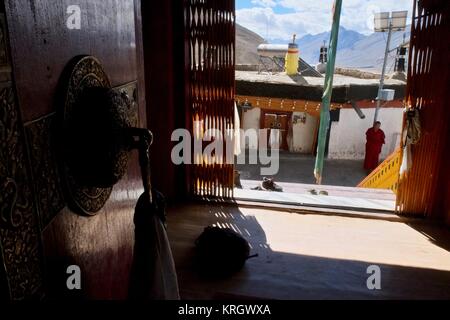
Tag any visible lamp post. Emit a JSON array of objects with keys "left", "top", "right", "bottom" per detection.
[{"left": 373, "top": 11, "right": 408, "bottom": 124}]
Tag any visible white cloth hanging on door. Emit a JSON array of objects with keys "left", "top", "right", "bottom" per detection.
[
  {"left": 234, "top": 102, "right": 241, "bottom": 156},
  {"left": 400, "top": 142, "right": 412, "bottom": 176},
  {"left": 269, "top": 129, "right": 281, "bottom": 149},
  {"left": 128, "top": 192, "right": 180, "bottom": 300},
  {"left": 400, "top": 109, "right": 421, "bottom": 176},
  {"left": 147, "top": 213, "right": 180, "bottom": 300}
]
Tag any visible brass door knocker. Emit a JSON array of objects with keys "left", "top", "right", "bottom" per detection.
[{"left": 58, "top": 56, "right": 151, "bottom": 215}]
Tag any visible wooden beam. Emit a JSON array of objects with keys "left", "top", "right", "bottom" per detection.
[
  {"left": 235, "top": 95, "right": 345, "bottom": 116},
  {"left": 236, "top": 95, "right": 403, "bottom": 114}
]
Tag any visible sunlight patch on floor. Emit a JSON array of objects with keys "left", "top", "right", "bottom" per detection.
[{"left": 238, "top": 207, "right": 450, "bottom": 272}]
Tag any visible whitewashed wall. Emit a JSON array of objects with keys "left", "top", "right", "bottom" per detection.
[
  {"left": 288, "top": 112, "right": 318, "bottom": 153},
  {"left": 328, "top": 108, "right": 403, "bottom": 160},
  {"left": 240, "top": 108, "right": 318, "bottom": 153},
  {"left": 241, "top": 107, "right": 261, "bottom": 149}
]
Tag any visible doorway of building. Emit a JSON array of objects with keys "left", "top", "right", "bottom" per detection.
[{"left": 262, "top": 111, "right": 290, "bottom": 151}]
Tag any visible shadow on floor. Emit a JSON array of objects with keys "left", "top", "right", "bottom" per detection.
[
  {"left": 406, "top": 220, "right": 450, "bottom": 253},
  {"left": 167, "top": 201, "right": 450, "bottom": 300}
]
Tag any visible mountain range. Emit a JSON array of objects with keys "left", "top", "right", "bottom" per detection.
[
  {"left": 236, "top": 24, "right": 266, "bottom": 66},
  {"left": 236, "top": 24, "right": 410, "bottom": 73}
]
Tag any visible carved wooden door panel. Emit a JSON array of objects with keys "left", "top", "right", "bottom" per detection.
[
  {"left": 277, "top": 114, "right": 289, "bottom": 151},
  {"left": 0, "top": 9, "right": 43, "bottom": 299},
  {"left": 262, "top": 113, "right": 289, "bottom": 150},
  {"left": 0, "top": 0, "right": 146, "bottom": 299},
  {"left": 263, "top": 113, "right": 277, "bottom": 148},
  {"left": 187, "top": 0, "right": 236, "bottom": 198}
]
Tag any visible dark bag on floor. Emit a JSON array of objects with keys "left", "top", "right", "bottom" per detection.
[{"left": 195, "top": 226, "right": 257, "bottom": 278}]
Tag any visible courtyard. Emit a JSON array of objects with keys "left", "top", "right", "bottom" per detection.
[
  {"left": 235, "top": 151, "right": 396, "bottom": 212},
  {"left": 236, "top": 151, "right": 368, "bottom": 187}
]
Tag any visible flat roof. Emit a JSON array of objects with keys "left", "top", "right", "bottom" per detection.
[
  {"left": 235, "top": 71, "right": 406, "bottom": 103},
  {"left": 236, "top": 71, "right": 405, "bottom": 87}
]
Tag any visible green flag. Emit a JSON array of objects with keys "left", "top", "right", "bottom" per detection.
[{"left": 314, "top": 0, "right": 343, "bottom": 184}]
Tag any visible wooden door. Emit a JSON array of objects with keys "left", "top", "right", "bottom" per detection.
[
  {"left": 187, "top": 0, "right": 236, "bottom": 198},
  {"left": 264, "top": 113, "right": 278, "bottom": 129},
  {"left": 396, "top": 0, "right": 450, "bottom": 224},
  {"left": 263, "top": 113, "right": 277, "bottom": 149},
  {"left": 263, "top": 112, "right": 289, "bottom": 150},
  {"left": 0, "top": 0, "right": 146, "bottom": 300}
]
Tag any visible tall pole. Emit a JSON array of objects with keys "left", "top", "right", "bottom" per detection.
[
  {"left": 374, "top": 18, "right": 393, "bottom": 124},
  {"left": 314, "top": 0, "right": 342, "bottom": 185}
]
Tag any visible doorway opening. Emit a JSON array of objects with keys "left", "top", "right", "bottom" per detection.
[{"left": 232, "top": 0, "right": 413, "bottom": 213}]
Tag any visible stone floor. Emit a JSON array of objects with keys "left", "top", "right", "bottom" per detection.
[{"left": 235, "top": 151, "right": 368, "bottom": 187}]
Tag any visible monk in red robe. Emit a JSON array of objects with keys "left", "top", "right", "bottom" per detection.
[{"left": 364, "top": 121, "right": 385, "bottom": 173}]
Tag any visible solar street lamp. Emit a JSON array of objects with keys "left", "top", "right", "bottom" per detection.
[{"left": 373, "top": 10, "right": 408, "bottom": 123}]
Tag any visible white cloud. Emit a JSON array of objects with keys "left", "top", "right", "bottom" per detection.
[
  {"left": 279, "top": 0, "right": 332, "bottom": 12},
  {"left": 251, "top": 0, "right": 277, "bottom": 7},
  {"left": 236, "top": 7, "right": 329, "bottom": 41},
  {"left": 236, "top": 0, "right": 413, "bottom": 40}
]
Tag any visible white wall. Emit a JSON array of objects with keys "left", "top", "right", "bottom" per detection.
[
  {"left": 241, "top": 107, "right": 261, "bottom": 149},
  {"left": 289, "top": 112, "right": 318, "bottom": 153},
  {"left": 328, "top": 108, "right": 403, "bottom": 160},
  {"left": 241, "top": 109, "right": 318, "bottom": 153}
]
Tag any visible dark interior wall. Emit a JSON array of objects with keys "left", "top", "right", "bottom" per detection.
[
  {"left": 2, "top": 0, "right": 146, "bottom": 299},
  {"left": 141, "top": 0, "right": 188, "bottom": 200}
]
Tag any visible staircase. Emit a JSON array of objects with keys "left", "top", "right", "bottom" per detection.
[{"left": 357, "top": 148, "right": 402, "bottom": 194}]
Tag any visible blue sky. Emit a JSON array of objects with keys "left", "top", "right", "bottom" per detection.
[{"left": 236, "top": 0, "right": 413, "bottom": 40}]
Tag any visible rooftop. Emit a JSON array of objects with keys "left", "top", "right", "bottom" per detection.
[
  {"left": 236, "top": 70, "right": 405, "bottom": 87},
  {"left": 235, "top": 71, "right": 406, "bottom": 103}
]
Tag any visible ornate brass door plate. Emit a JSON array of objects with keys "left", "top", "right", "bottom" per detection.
[{"left": 60, "top": 56, "right": 138, "bottom": 215}]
